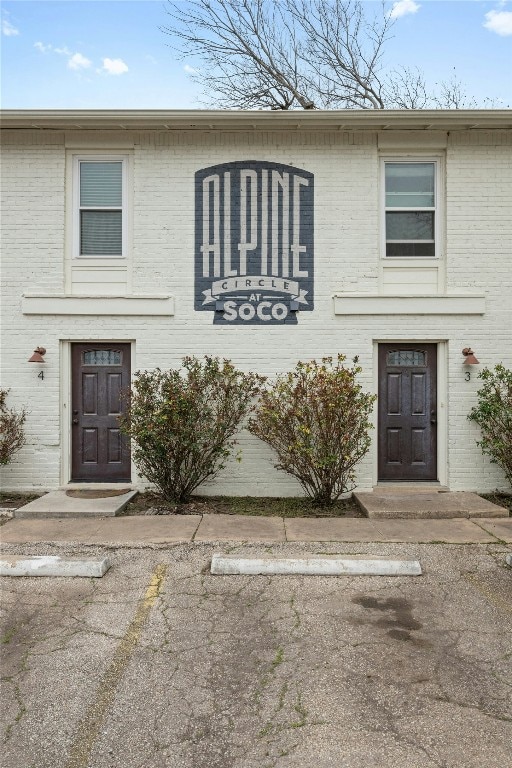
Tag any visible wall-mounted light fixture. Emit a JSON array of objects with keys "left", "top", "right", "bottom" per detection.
[
  {"left": 28, "top": 346, "right": 46, "bottom": 379},
  {"left": 462, "top": 347, "right": 479, "bottom": 365},
  {"left": 28, "top": 346, "right": 46, "bottom": 363}
]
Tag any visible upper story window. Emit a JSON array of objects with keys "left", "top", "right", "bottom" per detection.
[
  {"left": 74, "top": 157, "right": 127, "bottom": 258},
  {"left": 383, "top": 161, "right": 438, "bottom": 258}
]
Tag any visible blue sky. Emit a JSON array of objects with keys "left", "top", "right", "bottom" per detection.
[{"left": 1, "top": 0, "right": 511, "bottom": 109}]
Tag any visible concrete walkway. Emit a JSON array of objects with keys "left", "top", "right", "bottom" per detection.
[{"left": 1, "top": 513, "right": 511, "bottom": 545}]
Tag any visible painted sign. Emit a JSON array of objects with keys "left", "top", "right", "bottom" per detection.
[{"left": 195, "top": 161, "right": 314, "bottom": 325}]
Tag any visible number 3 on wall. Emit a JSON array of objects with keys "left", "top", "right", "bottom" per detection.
[{"left": 465, "top": 371, "right": 471, "bottom": 382}]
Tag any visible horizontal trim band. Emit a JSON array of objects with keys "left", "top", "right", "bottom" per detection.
[
  {"left": 333, "top": 294, "right": 486, "bottom": 315},
  {"left": 22, "top": 295, "right": 174, "bottom": 316}
]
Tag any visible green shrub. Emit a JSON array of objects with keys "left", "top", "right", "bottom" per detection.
[
  {"left": 119, "top": 356, "right": 264, "bottom": 503},
  {"left": 468, "top": 364, "right": 512, "bottom": 487},
  {"left": 248, "top": 355, "right": 376, "bottom": 505},
  {"left": 0, "top": 389, "right": 27, "bottom": 465}
]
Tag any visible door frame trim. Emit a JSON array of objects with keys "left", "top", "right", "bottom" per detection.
[
  {"left": 60, "top": 339, "right": 136, "bottom": 485},
  {"left": 372, "top": 339, "right": 448, "bottom": 487}
]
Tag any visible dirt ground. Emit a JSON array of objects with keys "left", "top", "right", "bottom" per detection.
[{"left": 119, "top": 492, "right": 365, "bottom": 518}]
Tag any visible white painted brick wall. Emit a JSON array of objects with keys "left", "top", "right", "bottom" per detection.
[{"left": 1, "top": 127, "right": 511, "bottom": 493}]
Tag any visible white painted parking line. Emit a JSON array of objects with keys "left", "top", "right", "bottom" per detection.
[
  {"left": 211, "top": 554, "right": 422, "bottom": 576},
  {"left": 0, "top": 555, "right": 111, "bottom": 577}
]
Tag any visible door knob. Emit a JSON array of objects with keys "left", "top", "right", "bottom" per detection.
[{"left": 430, "top": 411, "right": 437, "bottom": 424}]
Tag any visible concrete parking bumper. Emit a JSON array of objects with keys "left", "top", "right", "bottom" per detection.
[
  {"left": 0, "top": 554, "right": 111, "bottom": 577},
  {"left": 211, "top": 553, "right": 422, "bottom": 575}
]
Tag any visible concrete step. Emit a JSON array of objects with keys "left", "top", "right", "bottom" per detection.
[
  {"left": 354, "top": 491, "right": 508, "bottom": 520},
  {"left": 14, "top": 490, "right": 137, "bottom": 519}
]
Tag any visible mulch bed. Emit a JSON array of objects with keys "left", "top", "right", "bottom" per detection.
[
  {"left": 480, "top": 492, "right": 512, "bottom": 516},
  {"left": 0, "top": 492, "right": 43, "bottom": 510}
]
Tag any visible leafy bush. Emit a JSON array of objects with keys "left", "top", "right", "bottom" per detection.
[
  {"left": 119, "top": 356, "right": 265, "bottom": 503},
  {"left": 248, "top": 355, "right": 376, "bottom": 505},
  {"left": 0, "top": 389, "right": 27, "bottom": 465},
  {"left": 468, "top": 364, "right": 512, "bottom": 487}
]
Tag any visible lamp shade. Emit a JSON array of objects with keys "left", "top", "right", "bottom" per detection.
[
  {"left": 28, "top": 347, "right": 46, "bottom": 363},
  {"left": 462, "top": 347, "right": 479, "bottom": 365}
]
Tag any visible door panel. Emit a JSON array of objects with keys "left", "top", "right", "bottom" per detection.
[
  {"left": 411, "top": 373, "right": 426, "bottom": 414},
  {"left": 387, "top": 374, "right": 401, "bottom": 414},
  {"left": 82, "top": 429, "right": 98, "bottom": 464},
  {"left": 411, "top": 429, "right": 425, "bottom": 464},
  {"left": 378, "top": 343, "right": 437, "bottom": 481},
  {"left": 386, "top": 429, "right": 402, "bottom": 464},
  {"left": 82, "top": 374, "right": 98, "bottom": 414},
  {"left": 107, "top": 428, "right": 122, "bottom": 464},
  {"left": 107, "top": 373, "right": 122, "bottom": 414},
  {"left": 72, "top": 343, "right": 131, "bottom": 481}
]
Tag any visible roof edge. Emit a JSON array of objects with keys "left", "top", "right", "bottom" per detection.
[{"left": 1, "top": 108, "right": 511, "bottom": 131}]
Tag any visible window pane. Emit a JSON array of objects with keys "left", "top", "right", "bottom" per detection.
[
  {"left": 83, "top": 350, "right": 122, "bottom": 365},
  {"left": 385, "top": 163, "right": 435, "bottom": 207},
  {"left": 386, "top": 211, "right": 434, "bottom": 241},
  {"left": 387, "top": 350, "right": 426, "bottom": 366},
  {"left": 386, "top": 242, "right": 435, "bottom": 257},
  {"left": 80, "top": 162, "right": 122, "bottom": 207},
  {"left": 81, "top": 211, "right": 122, "bottom": 255}
]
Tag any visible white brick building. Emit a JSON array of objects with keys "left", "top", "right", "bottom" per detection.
[{"left": 1, "top": 109, "right": 511, "bottom": 495}]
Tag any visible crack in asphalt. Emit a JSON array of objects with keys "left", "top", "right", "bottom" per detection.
[{"left": 1, "top": 543, "right": 511, "bottom": 767}]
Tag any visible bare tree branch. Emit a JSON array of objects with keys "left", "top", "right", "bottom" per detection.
[
  {"left": 383, "top": 66, "right": 429, "bottom": 109},
  {"left": 163, "top": 0, "right": 318, "bottom": 109},
  {"left": 289, "top": 0, "right": 393, "bottom": 109},
  {"left": 162, "top": 1, "right": 501, "bottom": 110},
  {"left": 431, "top": 70, "right": 502, "bottom": 109}
]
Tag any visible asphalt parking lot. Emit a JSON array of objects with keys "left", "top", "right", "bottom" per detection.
[{"left": 1, "top": 541, "right": 511, "bottom": 768}]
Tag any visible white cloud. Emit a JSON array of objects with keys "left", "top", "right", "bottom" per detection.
[
  {"left": 34, "top": 41, "right": 129, "bottom": 77},
  {"left": 184, "top": 64, "right": 199, "bottom": 74},
  {"left": 484, "top": 10, "right": 512, "bottom": 35},
  {"left": 389, "top": 0, "right": 420, "bottom": 19},
  {"left": 35, "top": 42, "right": 72, "bottom": 57},
  {"left": 102, "top": 57, "right": 128, "bottom": 75},
  {"left": 2, "top": 17, "right": 19, "bottom": 36},
  {"left": 68, "top": 52, "right": 91, "bottom": 70},
  {"left": 34, "top": 40, "right": 97, "bottom": 74}
]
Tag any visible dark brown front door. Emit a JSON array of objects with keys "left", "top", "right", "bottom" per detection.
[
  {"left": 378, "top": 344, "right": 437, "bottom": 481},
  {"left": 71, "top": 343, "right": 131, "bottom": 482}
]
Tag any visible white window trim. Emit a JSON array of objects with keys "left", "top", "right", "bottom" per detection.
[
  {"left": 380, "top": 155, "right": 444, "bottom": 262},
  {"left": 72, "top": 154, "right": 129, "bottom": 259}
]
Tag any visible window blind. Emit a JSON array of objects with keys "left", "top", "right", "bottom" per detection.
[
  {"left": 80, "top": 211, "right": 122, "bottom": 256},
  {"left": 79, "top": 161, "right": 123, "bottom": 256},
  {"left": 80, "top": 162, "right": 122, "bottom": 207}
]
